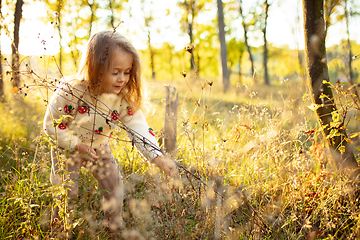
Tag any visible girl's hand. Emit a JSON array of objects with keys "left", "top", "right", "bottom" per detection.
[
  {"left": 75, "top": 143, "right": 99, "bottom": 162},
  {"left": 152, "top": 155, "right": 177, "bottom": 176}
]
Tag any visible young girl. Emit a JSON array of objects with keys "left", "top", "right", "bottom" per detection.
[{"left": 43, "top": 30, "right": 176, "bottom": 236}]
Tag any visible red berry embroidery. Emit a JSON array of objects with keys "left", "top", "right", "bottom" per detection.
[
  {"left": 58, "top": 123, "right": 66, "bottom": 130},
  {"left": 127, "top": 106, "right": 135, "bottom": 115},
  {"left": 78, "top": 104, "right": 88, "bottom": 114},
  {"left": 95, "top": 127, "right": 103, "bottom": 134},
  {"left": 111, "top": 110, "right": 119, "bottom": 120},
  {"left": 64, "top": 105, "right": 73, "bottom": 114},
  {"left": 148, "top": 127, "right": 155, "bottom": 136}
]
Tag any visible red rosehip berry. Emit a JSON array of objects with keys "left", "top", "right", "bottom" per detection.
[{"left": 58, "top": 123, "right": 66, "bottom": 130}]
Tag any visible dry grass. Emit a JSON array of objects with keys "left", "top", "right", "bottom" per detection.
[{"left": 0, "top": 60, "right": 360, "bottom": 240}]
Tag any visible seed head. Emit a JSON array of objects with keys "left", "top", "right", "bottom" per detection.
[
  {"left": 206, "top": 80, "right": 214, "bottom": 86},
  {"left": 185, "top": 44, "right": 194, "bottom": 54}
]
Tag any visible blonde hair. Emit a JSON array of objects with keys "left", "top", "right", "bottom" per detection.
[{"left": 77, "top": 30, "right": 143, "bottom": 110}]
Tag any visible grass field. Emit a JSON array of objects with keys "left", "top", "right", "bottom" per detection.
[{"left": 0, "top": 69, "right": 360, "bottom": 239}]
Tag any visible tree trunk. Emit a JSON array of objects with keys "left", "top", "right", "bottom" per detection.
[
  {"left": 69, "top": 15, "right": 79, "bottom": 68},
  {"left": 239, "top": 0, "right": 255, "bottom": 79},
  {"left": 70, "top": 39, "right": 78, "bottom": 68},
  {"left": 148, "top": 30, "right": 155, "bottom": 80},
  {"left": 109, "top": 0, "right": 115, "bottom": 28},
  {"left": 88, "top": 0, "right": 95, "bottom": 39},
  {"left": 263, "top": 0, "right": 269, "bottom": 85},
  {"left": 11, "top": 0, "right": 23, "bottom": 88},
  {"left": 0, "top": 0, "right": 4, "bottom": 99},
  {"left": 164, "top": 86, "right": 178, "bottom": 155},
  {"left": 302, "top": 0, "right": 359, "bottom": 178},
  {"left": 344, "top": 0, "right": 352, "bottom": 81},
  {"left": 181, "top": 0, "right": 196, "bottom": 72},
  {"left": 188, "top": 1, "right": 195, "bottom": 71},
  {"left": 217, "top": 0, "right": 230, "bottom": 92}
]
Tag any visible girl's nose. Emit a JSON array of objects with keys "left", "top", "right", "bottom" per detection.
[{"left": 118, "top": 73, "right": 125, "bottom": 82}]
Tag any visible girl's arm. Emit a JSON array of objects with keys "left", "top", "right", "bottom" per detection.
[
  {"left": 152, "top": 155, "right": 177, "bottom": 176},
  {"left": 121, "top": 108, "right": 176, "bottom": 176},
  {"left": 74, "top": 143, "right": 99, "bottom": 162},
  {"left": 43, "top": 84, "right": 81, "bottom": 150},
  {"left": 122, "top": 109, "right": 163, "bottom": 160}
]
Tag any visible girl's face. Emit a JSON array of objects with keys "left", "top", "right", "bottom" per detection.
[{"left": 101, "top": 48, "right": 133, "bottom": 95}]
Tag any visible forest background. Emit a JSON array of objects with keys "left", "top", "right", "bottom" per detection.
[
  {"left": 1, "top": 0, "right": 360, "bottom": 239},
  {"left": 1, "top": 0, "right": 360, "bottom": 86}
]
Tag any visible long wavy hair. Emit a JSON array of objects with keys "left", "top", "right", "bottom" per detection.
[{"left": 76, "top": 30, "right": 143, "bottom": 110}]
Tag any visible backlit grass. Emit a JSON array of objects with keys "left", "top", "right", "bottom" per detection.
[{"left": 0, "top": 68, "right": 359, "bottom": 239}]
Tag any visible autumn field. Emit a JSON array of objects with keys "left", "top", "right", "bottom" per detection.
[
  {"left": 2, "top": 0, "right": 360, "bottom": 238},
  {"left": 0, "top": 57, "right": 359, "bottom": 240}
]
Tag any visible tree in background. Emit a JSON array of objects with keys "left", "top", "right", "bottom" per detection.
[
  {"left": 290, "top": 1, "right": 306, "bottom": 85},
  {"left": 344, "top": 0, "right": 353, "bottom": 82},
  {"left": 239, "top": 0, "right": 255, "bottom": 78},
  {"left": 268, "top": 44, "right": 301, "bottom": 80},
  {"left": 56, "top": 0, "right": 63, "bottom": 71},
  {"left": 192, "top": 21, "right": 219, "bottom": 79},
  {"left": 320, "top": 0, "right": 359, "bottom": 82},
  {"left": 302, "top": 0, "right": 359, "bottom": 178},
  {"left": 67, "top": 4, "right": 81, "bottom": 67},
  {"left": 87, "top": 0, "right": 96, "bottom": 39},
  {"left": 107, "top": 0, "right": 127, "bottom": 29},
  {"left": 108, "top": 0, "right": 116, "bottom": 29},
  {"left": 324, "top": 0, "right": 342, "bottom": 35},
  {"left": 44, "top": 0, "right": 99, "bottom": 70},
  {"left": 262, "top": 0, "right": 270, "bottom": 85},
  {"left": 64, "top": 1, "right": 98, "bottom": 68},
  {"left": 43, "top": 0, "right": 64, "bottom": 71},
  {"left": 216, "top": 0, "right": 230, "bottom": 92},
  {"left": 178, "top": 0, "right": 210, "bottom": 72},
  {"left": 11, "top": 0, "right": 23, "bottom": 88},
  {"left": 178, "top": 0, "right": 196, "bottom": 71},
  {"left": 227, "top": 38, "right": 245, "bottom": 83},
  {"left": 142, "top": 0, "right": 156, "bottom": 80}
]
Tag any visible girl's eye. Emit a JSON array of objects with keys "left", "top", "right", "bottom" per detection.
[
  {"left": 113, "top": 72, "right": 119, "bottom": 76},
  {"left": 125, "top": 72, "right": 130, "bottom": 75}
]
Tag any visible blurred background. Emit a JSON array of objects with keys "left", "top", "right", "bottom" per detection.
[{"left": 1, "top": 0, "right": 359, "bottom": 88}]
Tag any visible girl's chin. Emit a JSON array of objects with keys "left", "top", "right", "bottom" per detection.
[{"left": 111, "top": 88, "right": 121, "bottom": 94}]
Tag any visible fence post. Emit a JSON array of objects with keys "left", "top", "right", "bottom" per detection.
[{"left": 164, "top": 86, "right": 178, "bottom": 155}]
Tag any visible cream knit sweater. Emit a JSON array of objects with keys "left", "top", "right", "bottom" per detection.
[{"left": 43, "top": 78, "right": 162, "bottom": 161}]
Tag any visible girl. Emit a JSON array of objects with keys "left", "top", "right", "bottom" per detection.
[{"left": 43, "top": 30, "right": 176, "bottom": 236}]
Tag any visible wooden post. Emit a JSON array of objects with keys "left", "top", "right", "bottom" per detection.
[{"left": 164, "top": 86, "right": 178, "bottom": 155}]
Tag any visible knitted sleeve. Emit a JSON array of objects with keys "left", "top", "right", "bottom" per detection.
[
  {"left": 121, "top": 109, "right": 163, "bottom": 161},
  {"left": 43, "top": 82, "right": 81, "bottom": 149}
]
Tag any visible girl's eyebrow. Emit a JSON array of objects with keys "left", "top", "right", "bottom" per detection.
[{"left": 112, "top": 67, "right": 132, "bottom": 70}]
